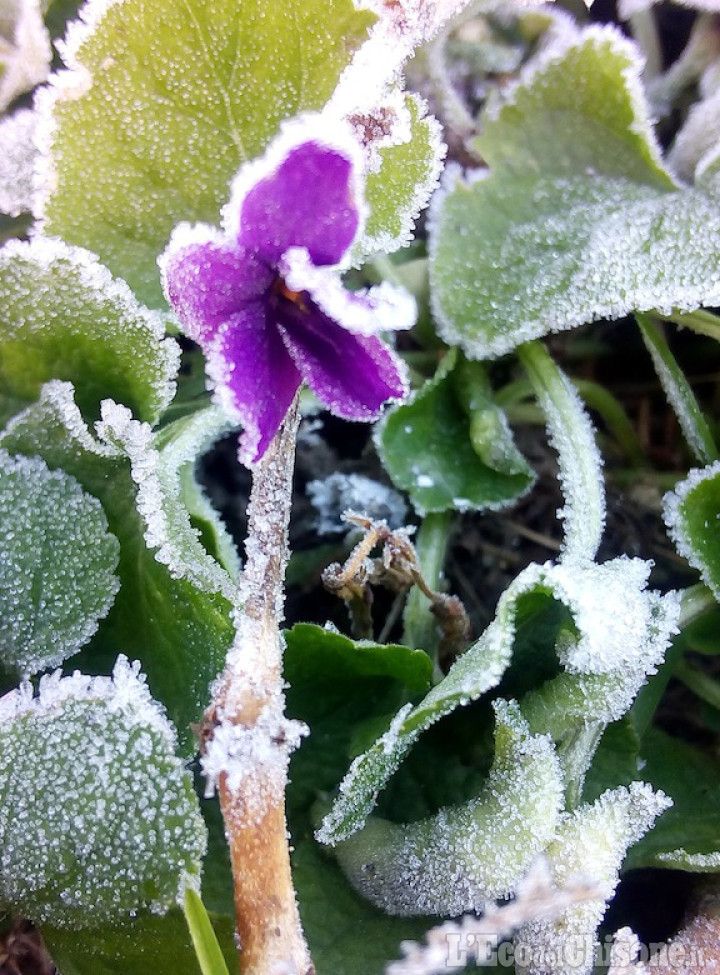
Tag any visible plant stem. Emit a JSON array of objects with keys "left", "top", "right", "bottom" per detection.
[
  {"left": 516, "top": 341, "right": 605, "bottom": 564},
  {"left": 675, "top": 658, "right": 720, "bottom": 711},
  {"left": 184, "top": 889, "right": 231, "bottom": 975},
  {"left": 203, "top": 398, "right": 313, "bottom": 975},
  {"left": 402, "top": 511, "right": 451, "bottom": 662},
  {"left": 657, "top": 308, "right": 720, "bottom": 343},
  {"left": 637, "top": 313, "right": 719, "bottom": 465}
]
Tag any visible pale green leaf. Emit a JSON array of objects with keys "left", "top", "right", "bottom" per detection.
[
  {"left": 0, "top": 657, "right": 207, "bottom": 927},
  {"left": 40, "top": 0, "right": 375, "bottom": 305},
  {"left": 430, "top": 27, "right": 720, "bottom": 359},
  {"left": 0, "top": 449, "right": 119, "bottom": 676},
  {"left": 0, "top": 238, "right": 179, "bottom": 426}
]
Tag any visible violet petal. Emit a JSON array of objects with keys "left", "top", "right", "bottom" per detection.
[
  {"left": 276, "top": 299, "right": 408, "bottom": 421},
  {"left": 205, "top": 299, "right": 302, "bottom": 465},
  {"left": 160, "top": 224, "right": 274, "bottom": 344},
  {"left": 230, "top": 139, "right": 362, "bottom": 267},
  {"left": 279, "top": 246, "right": 417, "bottom": 336}
]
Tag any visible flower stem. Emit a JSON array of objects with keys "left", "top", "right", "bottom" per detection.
[{"left": 205, "top": 398, "right": 313, "bottom": 975}]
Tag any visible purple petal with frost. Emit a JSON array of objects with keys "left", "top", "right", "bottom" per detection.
[
  {"left": 277, "top": 299, "right": 408, "bottom": 421},
  {"left": 206, "top": 299, "right": 302, "bottom": 465},
  {"left": 280, "top": 246, "right": 417, "bottom": 336},
  {"left": 161, "top": 228, "right": 273, "bottom": 344},
  {"left": 234, "top": 142, "right": 361, "bottom": 267}
]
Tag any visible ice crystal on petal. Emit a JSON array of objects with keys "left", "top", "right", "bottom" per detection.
[
  {"left": 0, "top": 656, "right": 207, "bottom": 927},
  {"left": 0, "top": 449, "right": 120, "bottom": 676},
  {"left": 160, "top": 115, "right": 413, "bottom": 466}
]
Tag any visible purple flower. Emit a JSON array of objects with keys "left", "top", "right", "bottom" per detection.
[{"left": 159, "top": 117, "right": 415, "bottom": 466}]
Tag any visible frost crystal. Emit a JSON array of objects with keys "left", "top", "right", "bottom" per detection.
[
  {"left": 0, "top": 449, "right": 120, "bottom": 676},
  {"left": 0, "top": 109, "right": 38, "bottom": 216},
  {"left": 201, "top": 689, "right": 308, "bottom": 823},
  {"left": 0, "top": 0, "right": 50, "bottom": 111},
  {"left": 307, "top": 472, "right": 408, "bottom": 535},
  {"left": 0, "top": 656, "right": 207, "bottom": 927}
]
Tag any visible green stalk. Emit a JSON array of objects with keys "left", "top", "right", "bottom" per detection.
[
  {"left": 402, "top": 511, "right": 452, "bottom": 661},
  {"left": 516, "top": 341, "right": 605, "bottom": 563},
  {"left": 183, "top": 889, "right": 231, "bottom": 975},
  {"left": 637, "top": 313, "right": 718, "bottom": 465},
  {"left": 656, "top": 308, "right": 720, "bottom": 343},
  {"left": 675, "top": 658, "right": 720, "bottom": 712}
]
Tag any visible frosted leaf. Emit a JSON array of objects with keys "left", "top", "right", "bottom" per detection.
[
  {"left": 0, "top": 108, "right": 38, "bottom": 216},
  {"left": 37, "top": 0, "right": 375, "bottom": 306},
  {"left": 96, "top": 401, "right": 238, "bottom": 599},
  {"left": 317, "top": 580, "right": 518, "bottom": 844},
  {"left": 0, "top": 449, "right": 120, "bottom": 676},
  {"left": 430, "top": 28, "right": 720, "bottom": 359},
  {"left": 515, "top": 783, "right": 671, "bottom": 975},
  {"left": 333, "top": 700, "right": 563, "bottom": 915},
  {"left": 350, "top": 92, "right": 446, "bottom": 261},
  {"left": 0, "top": 656, "right": 207, "bottom": 927},
  {"left": 0, "top": 238, "right": 179, "bottom": 426},
  {"left": 0, "top": 0, "right": 50, "bottom": 111},
  {"left": 663, "top": 461, "right": 720, "bottom": 600},
  {"left": 319, "top": 555, "right": 678, "bottom": 844},
  {"left": 0, "top": 382, "right": 234, "bottom": 755},
  {"left": 307, "top": 472, "right": 408, "bottom": 535}
]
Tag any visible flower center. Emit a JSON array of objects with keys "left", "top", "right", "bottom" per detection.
[{"left": 271, "top": 276, "right": 309, "bottom": 313}]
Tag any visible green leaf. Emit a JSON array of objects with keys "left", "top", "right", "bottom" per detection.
[
  {"left": 101, "top": 403, "right": 238, "bottom": 598},
  {"left": 354, "top": 92, "right": 445, "bottom": 259},
  {"left": 377, "top": 349, "right": 534, "bottom": 515},
  {"left": 319, "top": 557, "right": 678, "bottom": 844},
  {"left": 0, "top": 449, "right": 119, "bottom": 676},
  {"left": 43, "top": 909, "right": 236, "bottom": 975},
  {"left": 0, "top": 657, "right": 207, "bottom": 927},
  {"left": 637, "top": 313, "right": 718, "bottom": 465},
  {"left": 41, "top": 0, "right": 375, "bottom": 306},
  {"left": 284, "top": 623, "right": 433, "bottom": 818},
  {"left": 183, "top": 889, "right": 231, "bottom": 975},
  {"left": 624, "top": 728, "right": 720, "bottom": 871},
  {"left": 332, "top": 701, "right": 563, "bottom": 915},
  {"left": 0, "top": 239, "right": 179, "bottom": 426},
  {"left": 430, "top": 27, "right": 720, "bottom": 359},
  {"left": 0, "top": 381, "right": 234, "bottom": 752},
  {"left": 664, "top": 462, "right": 720, "bottom": 601},
  {"left": 293, "top": 839, "right": 431, "bottom": 975}
]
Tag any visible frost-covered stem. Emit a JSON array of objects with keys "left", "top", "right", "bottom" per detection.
[
  {"left": 517, "top": 341, "right": 605, "bottom": 564},
  {"left": 402, "top": 512, "right": 451, "bottom": 662},
  {"left": 679, "top": 582, "right": 716, "bottom": 628},
  {"left": 627, "top": 9, "right": 662, "bottom": 80},
  {"left": 206, "top": 398, "right": 313, "bottom": 975},
  {"left": 637, "top": 313, "right": 718, "bottom": 466}
]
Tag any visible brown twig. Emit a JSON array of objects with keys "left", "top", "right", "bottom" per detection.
[{"left": 201, "top": 398, "right": 314, "bottom": 975}]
